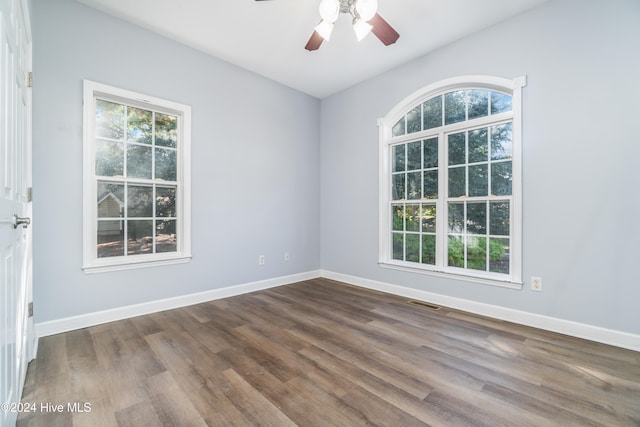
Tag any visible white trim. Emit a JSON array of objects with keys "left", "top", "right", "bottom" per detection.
[
  {"left": 34, "top": 269, "right": 640, "bottom": 353},
  {"left": 378, "top": 261, "right": 523, "bottom": 290},
  {"left": 378, "top": 117, "right": 390, "bottom": 264},
  {"left": 26, "top": 317, "right": 37, "bottom": 361},
  {"left": 378, "top": 75, "right": 526, "bottom": 284},
  {"left": 321, "top": 270, "right": 640, "bottom": 353},
  {"left": 82, "top": 254, "right": 192, "bottom": 274},
  {"left": 383, "top": 75, "right": 525, "bottom": 126},
  {"left": 82, "top": 80, "right": 192, "bottom": 272},
  {"left": 35, "top": 270, "right": 322, "bottom": 337},
  {"left": 509, "top": 76, "right": 525, "bottom": 284}
]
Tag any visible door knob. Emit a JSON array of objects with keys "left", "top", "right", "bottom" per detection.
[{"left": 13, "top": 214, "right": 31, "bottom": 229}]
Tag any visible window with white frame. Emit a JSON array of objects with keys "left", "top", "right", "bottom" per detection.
[
  {"left": 379, "top": 76, "right": 525, "bottom": 288},
  {"left": 82, "top": 80, "right": 191, "bottom": 273}
]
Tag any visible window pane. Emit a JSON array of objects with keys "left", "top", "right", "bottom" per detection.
[
  {"left": 156, "top": 187, "right": 177, "bottom": 218},
  {"left": 467, "top": 237, "right": 487, "bottom": 271},
  {"left": 156, "top": 220, "right": 177, "bottom": 253},
  {"left": 489, "top": 202, "right": 510, "bottom": 236},
  {"left": 95, "top": 140, "right": 123, "bottom": 177},
  {"left": 407, "top": 172, "right": 421, "bottom": 200},
  {"left": 423, "top": 96, "right": 442, "bottom": 130},
  {"left": 392, "top": 174, "right": 405, "bottom": 200},
  {"left": 96, "top": 100, "right": 124, "bottom": 140},
  {"left": 448, "top": 167, "right": 465, "bottom": 197},
  {"left": 392, "top": 145, "right": 405, "bottom": 172},
  {"left": 421, "top": 204, "right": 436, "bottom": 232},
  {"left": 405, "top": 204, "right": 420, "bottom": 232},
  {"left": 155, "top": 113, "right": 178, "bottom": 148},
  {"left": 448, "top": 203, "right": 464, "bottom": 234},
  {"left": 127, "top": 220, "right": 153, "bottom": 255},
  {"left": 127, "top": 144, "right": 152, "bottom": 179},
  {"left": 444, "top": 91, "right": 466, "bottom": 125},
  {"left": 128, "top": 185, "right": 153, "bottom": 217},
  {"left": 468, "top": 90, "right": 489, "bottom": 120},
  {"left": 392, "top": 117, "right": 405, "bottom": 137},
  {"left": 467, "top": 202, "right": 487, "bottom": 235},
  {"left": 448, "top": 132, "right": 465, "bottom": 165},
  {"left": 447, "top": 235, "right": 464, "bottom": 267},
  {"left": 407, "top": 141, "right": 421, "bottom": 171},
  {"left": 468, "top": 128, "right": 488, "bottom": 163},
  {"left": 405, "top": 234, "right": 420, "bottom": 263},
  {"left": 97, "top": 182, "right": 124, "bottom": 218},
  {"left": 489, "top": 238, "right": 509, "bottom": 274},
  {"left": 491, "top": 162, "right": 512, "bottom": 196},
  {"left": 407, "top": 105, "right": 422, "bottom": 134},
  {"left": 491, "top": 123, "right": 513, "bottom": 160},
  {"left": 97, "top": 220, "right": 124, "bottom": 258},
  {"left": 392, "top": 205, "right": 404, "bottom": 231},
  {"left": 88, "top": 83, "right": 188, "bottom": 269},
  {"left": 490, "top": 91, "right": 512, "bottom": 114},
  {"left": 384, "top": 83, "right": 517, "bottom": 277},
  {"left": 392, "top": 233, "right": 404, "bottom": 260},
  {"left": 421, "top": 235, "right": 436, "bottom": 265},
  {"left": 423, "top": 137, "right": 438, "bottom": 169},
  {"left": 127, "top": 107, "right": 152, "bottom": 144},
  {"left": 423, "top": 170, "right": 438, "bottom": 199},
  {"left": 468, "top": 164, "right": 488, "bottom": 197},
  {"left": 155, "top": 148, "right": 177, "bottom": 181}
]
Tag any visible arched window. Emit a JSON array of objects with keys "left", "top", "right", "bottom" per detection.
[{"left": 378, "top": 76, "right": 526, "bottom": 288}]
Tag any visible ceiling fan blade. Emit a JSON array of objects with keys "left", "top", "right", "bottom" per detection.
[
  {"left": 368, "top": 13, "right": 400, "bottom": 46},
  {"left": 305, "top": 31, "right": 323, "bottom": 51}
]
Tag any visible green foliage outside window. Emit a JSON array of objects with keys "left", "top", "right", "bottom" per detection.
[
  {"left": 388, "top": 84, "right": 516, "bottom": 277},
  {"left": 448, "top": 237, "right": 505, "bottom": 270}
]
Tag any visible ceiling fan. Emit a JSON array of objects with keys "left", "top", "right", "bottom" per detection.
[{"left": 255, "top": 0, "right": 399, "bottom": 51}]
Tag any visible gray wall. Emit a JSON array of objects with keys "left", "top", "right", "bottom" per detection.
[
  {"left": 33, "top": 0, "right": 640, "bottom": 337},
  {"left": 320, "top": 0, "right": 640, "bottom": 334},
  {"left": 32, "top": 0, "right": 321, "bottom": 322}
]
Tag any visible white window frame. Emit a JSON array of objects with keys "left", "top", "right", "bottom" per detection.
[
  {"left": 378, "top": 75, "right": 526, "bottom": 289},
  {"left": 82, "top": 80, "right": 192, "bottom": 273}
]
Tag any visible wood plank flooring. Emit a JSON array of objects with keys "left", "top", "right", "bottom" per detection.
[{"left": 17, "top": 278, "right": 640, "bottom": 426}]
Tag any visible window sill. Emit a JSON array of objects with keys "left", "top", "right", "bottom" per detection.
[
  {"left": 378, "top": 261, "right": 523, "bottom": 290},
  {"left": 83, "top": 254, "right": 192, "bottom": 274}
]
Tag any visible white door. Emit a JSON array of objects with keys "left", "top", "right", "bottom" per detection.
[{"left": 0, "top": 0, "right": 32, "bottom": 426}]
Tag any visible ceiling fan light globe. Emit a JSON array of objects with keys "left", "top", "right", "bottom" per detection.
[
  {"left": 355, "top": 0, "right": 378, "bottom": 21},
  {"left": 315, "top": 20, "right": 335, "bottom": 41},
  {"left": 318, "top": 0, "right": 340, "bottom": 23},
  {"left": 353, "top": 19, "right": 373, "bottom": 41}
]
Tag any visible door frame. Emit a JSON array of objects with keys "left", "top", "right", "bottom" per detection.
[{"left": 0, "top": 0, "right": 34, "bottom": 425}]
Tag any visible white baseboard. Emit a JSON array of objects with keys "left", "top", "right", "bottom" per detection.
[
  {"left": 35, "top": 270, "right": 321, "bottom": 338},
  {"left": 35, "top": 268, "right": 640, "bottom": 353},
  {"left": 321, "top": 270, "right": 640, "bottom": 353}
]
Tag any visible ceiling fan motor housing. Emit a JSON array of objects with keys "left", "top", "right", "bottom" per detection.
[{"left": 339, "top": 0, "right": 353, "bottom": 14}]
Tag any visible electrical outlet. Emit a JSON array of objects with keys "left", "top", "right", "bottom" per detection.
[
  {"left": 284, "top": 252, "right": 290, "bottom": 262},
  {"left": 531, "top": 276, "right": 543, "bottom": 292},
  {"left": 259, "top": 255, "right": 265, "bottom": 266}
]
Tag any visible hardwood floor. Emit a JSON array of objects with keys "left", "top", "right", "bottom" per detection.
[{"left": 17, "top": 278, "right": 640, "bottom": 426}]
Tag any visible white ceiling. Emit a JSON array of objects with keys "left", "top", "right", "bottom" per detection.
[{"left": 75, "top": 0, "right": 549, "bottom": 99}]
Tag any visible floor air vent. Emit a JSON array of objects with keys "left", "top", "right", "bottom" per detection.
[{"left": 408, "top": 300, "right": 441, "bottom": 310}]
